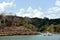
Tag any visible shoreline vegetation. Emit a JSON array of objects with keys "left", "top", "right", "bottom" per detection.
[{"left": 0, "top": 13, "right": 60, "bottom": 36}]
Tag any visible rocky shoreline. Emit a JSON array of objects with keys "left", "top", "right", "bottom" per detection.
[{"left": 0, "top": 26, "right": 38, "bottom": 36}]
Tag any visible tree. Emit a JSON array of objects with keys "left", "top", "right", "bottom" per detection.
[
  {"left": 0, "top": 15, "right": 3, "bottom": 26},
  {"left": 23, "top": 17, "right": 32, "bottom": 26},
  {"left": 46, "top": 24, "right": 54, "bottom": 33}
]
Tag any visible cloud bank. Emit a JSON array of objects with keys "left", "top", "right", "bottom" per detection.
[
  {"left": 0, "top": 0, "right": 60, "bottom": 19},
  {"left": 0, "top": 0, "right": 15, "bottom": 12},
  {"left": 16, "top": 7, "right": 43, "bottom": 18},
  {"left": 16, "top": 0, "right": 60, "bottom": 19},
  {"left": 46, "top": 0, "right": 60, "bottom": 19}
]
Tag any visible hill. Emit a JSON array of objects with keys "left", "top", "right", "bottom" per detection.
[{"left": 0, "top": 14, "right": 60, "bottom": 35}]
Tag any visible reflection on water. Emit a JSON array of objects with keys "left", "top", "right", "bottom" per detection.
[{"left": 0, "top": 34, "right": 60, "bottom": 40}]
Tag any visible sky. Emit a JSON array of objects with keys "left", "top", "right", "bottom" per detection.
[{"left": 0, "top": 0, "right": 60, "bottom": 19}]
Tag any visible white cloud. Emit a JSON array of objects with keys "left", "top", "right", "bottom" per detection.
[
  {"left": 55, "top": 0, "right": 60, "bottom": 7},
  {"left": 5, "top": 0, "right": 58, "bottom": 19},
  {"left": 16, "top": 8, "right": 25, "bottom": 16},
  {"left": 27, "top": 7, "right": 33, "bottom": 13},
  {"left": 16, "top": 0, "right": 60, "bottom": 19},
  {"left": 33, "top": 9, "right": 43, "bottom": 17},
  {"left": 47, "top": 7, "right": 60, "bottom": 19},
  {"left": 16, "top": 7, "right": 43, "bottom": 18},
  {"left": 46, "top": 0, "right": 60, "bottom": 19},
  {"left": 45, "top": 14, "right": 57, "bottom": 19},
  {"left": 0, "top": 0, "right": 15, "bottom": 12},
  {"left": 19, "top": 8, "right": 25, "bottom": 13},
  {"left": 47, "top": 0, "right": 60, "bottom": 14},
  {"left": 48, "top": 7, "right": 60, "bottom": 14}
]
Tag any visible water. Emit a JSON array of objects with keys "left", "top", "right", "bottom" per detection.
[{"left": 0, "top": 34, "right": 60, "bottom": 40}]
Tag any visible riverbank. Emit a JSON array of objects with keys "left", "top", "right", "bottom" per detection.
[{"left": 0, "top": 26, "right": 38, "bottom": 36}]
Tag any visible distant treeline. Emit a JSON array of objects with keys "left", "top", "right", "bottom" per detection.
[{"left": 0, "top": 13, "right": 60, "bottom": 33}]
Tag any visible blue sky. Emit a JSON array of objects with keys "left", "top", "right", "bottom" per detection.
[
  {"left": 15, "top": 0, "right": 55, "bottom": 9},
  {"left": 0, "top": 0, "right": 60, "bottom": 19},
  {"left": 15, "top": 0, "right": 56, "bottom": 12}
]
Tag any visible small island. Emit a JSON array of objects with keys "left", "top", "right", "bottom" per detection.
[{"left": 0, "top": 13, "right": 60, "bottom": 36}]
